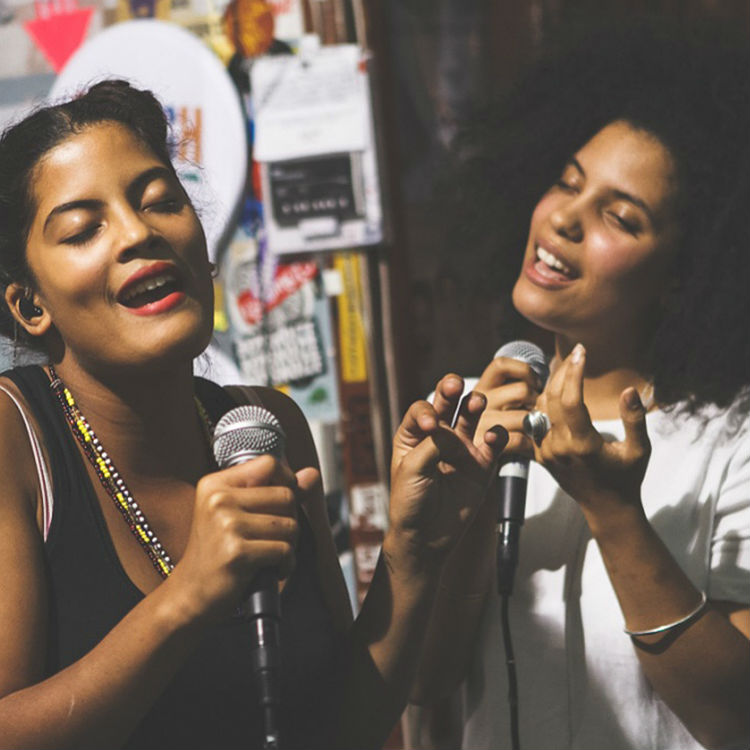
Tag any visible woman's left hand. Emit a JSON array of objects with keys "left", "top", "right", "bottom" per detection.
[
  {"left": 534, "top": 344, "right": 652, "bottom": 514},
  {"left": 387, "top": 374, "right": 508, "bottom": 578}
]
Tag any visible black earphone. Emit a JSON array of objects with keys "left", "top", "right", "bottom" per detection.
[{"left": 19, "top": 297, "right": 43, "bottom": 320}]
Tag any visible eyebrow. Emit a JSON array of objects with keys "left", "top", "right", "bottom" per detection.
[
  {"left": 567, "top": 157, "right": 656, "bottom": 224},
  {"left": 42, "top": 166, "right": 176, "bottom": 232}
]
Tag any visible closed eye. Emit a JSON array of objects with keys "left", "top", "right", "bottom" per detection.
[
  {"left": 554, "top": 160, "right": 584, "bottom": 194},
  {"left": 554, "top": 180, "right": 578, "bottom": 193},
  {"left": 144, "top": 196, "right": 183, "bottom": 213},
  {"left": 608, "top": 212, "right": 640, "bottom": 235},
  {"left": 61, "top": 224, "right": 101, "bottom": 246}
]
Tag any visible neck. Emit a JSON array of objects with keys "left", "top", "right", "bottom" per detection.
[
  {"left": 48, "top": 357, "right": 210, "bottom": 482},
  {"left": 552, "top": 334, "right": 653, "bottom": 420}
]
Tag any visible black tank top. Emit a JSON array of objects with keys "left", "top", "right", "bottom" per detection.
[{"left": 3, "top": 365, "right": 345, "bottom": 750}]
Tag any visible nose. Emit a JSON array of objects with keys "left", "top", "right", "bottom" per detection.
[
  {"left": 114, "top": 206, "right": 158, "bottom": 260},
  {"left": 548, "top": 199, "right": 583, "bottom": 242}
]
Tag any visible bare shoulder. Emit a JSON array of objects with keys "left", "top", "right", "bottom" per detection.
[
  {"left": 0, "top": 378, "right": 49, "bottom": 697},
  {"left": 0, "top": 376, "right": 42, "bottom": 517}
]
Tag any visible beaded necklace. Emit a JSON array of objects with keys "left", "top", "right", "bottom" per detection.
[{"left": 48, "top": 364, "right": 214, "bottom": 579}]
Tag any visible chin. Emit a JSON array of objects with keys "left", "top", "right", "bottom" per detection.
[
  {"left": 165, "top": 323, "right": 214, "bottom": 364},
  {"left": 511, "top": 278, "right": 543, "bottom": 323},
  {"left": 128, "top": 319, "right": 214, "bottom": 372},
  {"left": 511, "top": 281, "right": 566, "bottom": 336}
]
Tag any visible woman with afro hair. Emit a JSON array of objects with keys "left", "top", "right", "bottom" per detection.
[{"left": 411, "top": 16, "right": 750, "bottom": 750}]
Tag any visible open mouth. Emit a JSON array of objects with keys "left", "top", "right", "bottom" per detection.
[
  {"left": 534, "top": 245, "right": 577, "bottom": 280},
  {"left": 118, "top": 270, "right": 184, "bottom": 309},
  {"left": 120, "top": 273, "right": 182, "bottom": 308}
]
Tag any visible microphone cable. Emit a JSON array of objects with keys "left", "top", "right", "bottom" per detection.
[
  {"left": 450, "top": 386, "right": 522, "bottom": 750},
  {"left": 492, "top": 341, "right": 549, "bottom": 750},
  {"left": 500, "top": 592, "right": 520, "bottom": 750}
]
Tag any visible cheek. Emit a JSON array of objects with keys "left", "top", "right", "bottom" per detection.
[
  {"left": 586, "top": 233, "right": 662, "bottom": 287},
  {"left": 27, "top": 247, "right": 105, "bottom": 310},
  {"left": 53, "top": 258, "right": 108, "bottom": 305},
  {"left": 175, "top": 215, "right": 208, "bottom": 264}
]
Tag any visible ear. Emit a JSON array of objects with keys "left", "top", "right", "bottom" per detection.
[{"left": 5, "top": 283, "right": 52, "bottom": 338}]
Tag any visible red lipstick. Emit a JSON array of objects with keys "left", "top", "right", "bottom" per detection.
[{"left": 117, "top": 261, "right": 180, "bottom": 300}]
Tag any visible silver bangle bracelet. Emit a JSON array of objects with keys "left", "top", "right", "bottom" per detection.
[{"left": 623, "top": 591, "right": 708, "bottom": 637}]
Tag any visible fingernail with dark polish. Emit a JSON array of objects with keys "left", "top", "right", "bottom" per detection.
[{"left": 487, "top": 425, "right": 509, "bottom": 445}]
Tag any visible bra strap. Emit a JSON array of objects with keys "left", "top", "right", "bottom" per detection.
[{"left": 0, "top": 383, "right": 54, "bottom": 540}]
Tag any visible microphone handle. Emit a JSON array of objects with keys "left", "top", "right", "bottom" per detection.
[
  {"left": 243, "top": 569, "right": 282, "bottom": 749},
  {"left": 496, "top": 458, "right": 529, "bottom": 596},
  {"left": 212, "top": 408, "right": 287, "bottom": 750},
  {"left": 246, "top": 568, "right": 281, "bottom": 621}
]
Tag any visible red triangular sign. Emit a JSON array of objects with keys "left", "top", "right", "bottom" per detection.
[{"left": 24, "top": 8, "right": 95, "bottom": 73}]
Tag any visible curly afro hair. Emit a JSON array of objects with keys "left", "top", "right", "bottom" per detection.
[{"left": 448, "top": 15, "right": 750, "bottom": 411}]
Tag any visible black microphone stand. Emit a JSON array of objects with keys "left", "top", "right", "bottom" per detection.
[{"left": 496, "top": 458, "right": 528, "bottom": 750}]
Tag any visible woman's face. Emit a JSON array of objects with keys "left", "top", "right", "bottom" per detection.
[
  {"left": 23, "top": 121, "right": 214, "bottom": 373},
  {"left": 511, "top": 120, "right": 680, "bottom": 348}
]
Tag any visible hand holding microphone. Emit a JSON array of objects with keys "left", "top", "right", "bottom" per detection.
[
  {"left": 168, "top": 405, "right": 303, "bottom": 750},
  {"left": 210, "top": 405, "right": 296, "bottom": 750},
  {"left": 479, "top": 342, "right": 652, "bottom": 594},
  {"left": 175, "top": 441, "right": 298, "bottom": 625},
  {"left": 474, "top": 342, "right": 549, "bottom": 595}
]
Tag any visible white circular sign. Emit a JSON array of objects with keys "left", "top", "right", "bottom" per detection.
[{"left": 51, "top": 19, "right": 247, "bottom": 262}]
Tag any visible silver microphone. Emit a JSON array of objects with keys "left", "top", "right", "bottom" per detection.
[
  {"left": 213, "top": 405, "right": 285, "bottom": 466},
  {"left": 212, "top": 405, "right": 287, "bottom": 750},
  {"left": 493, "top": 341, "right": 549, "bottom": 595},
  {"left": 493, "top": 340, "right": 549, "bottom": 387}
]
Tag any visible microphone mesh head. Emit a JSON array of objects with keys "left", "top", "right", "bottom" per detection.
[
  {"left": 494, "top": 340, "right": 550, "bottom": 386},
  {"left": 212, "top": 405, "right": 286, "bottom": 468}
]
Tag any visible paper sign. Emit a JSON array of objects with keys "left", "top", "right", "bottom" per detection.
[
  {"left": 253, "top": 43, "right": 368, "bottom": 162},
  {"left": 252, "top": 43, "right": 384, "bottom": 254},
  {"left": 267, "top": 0, "right": 304, "bottom": 41},
  {"left": 24, "top": 0, "right": 94, "bottom": 73}
]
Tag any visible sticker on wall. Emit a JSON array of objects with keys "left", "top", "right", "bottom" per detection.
[
  {"left": 223, "top": 0, "right": 274, "bottom": 58},
  {"left": 223, "top": 209, "right": 341, "bottom": 422},
  {"left": 334, "top": 252, "right": 368, "bottom": 384},
  {"left": 115, "top": 0, "right": 171, "bottom": 22},
  {"left": 24, "top": 0, "right": 94, "bottom": 73},
  {"left": 228, "top": 239, "right": 323, "bottom": 384}
]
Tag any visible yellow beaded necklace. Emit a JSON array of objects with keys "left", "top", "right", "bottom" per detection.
[{"left": 48, "top": 365, "right": 214, "bottom": 579}]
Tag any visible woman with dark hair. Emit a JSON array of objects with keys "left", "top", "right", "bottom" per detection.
[
  {"left": 0, "top": 79, "right": 507, "bottom": 749},
  {"left": 410, "top": 18, "right": 750, "bottom": 750}
]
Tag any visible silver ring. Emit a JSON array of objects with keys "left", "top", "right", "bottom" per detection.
[{"left": 523, "top": 410, "right": 551, "bottom": 445}]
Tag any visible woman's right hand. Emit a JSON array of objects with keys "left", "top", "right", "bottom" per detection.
[
  {"left": 167, "top": 455, "right": 302, "bottom": 623},
  {"left": 473, "top": 354, "right": 545, "bottom": 456}
]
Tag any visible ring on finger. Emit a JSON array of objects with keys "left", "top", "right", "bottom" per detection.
[{"left": 522, "top": 410, "right": 551, "bottom": 445}]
